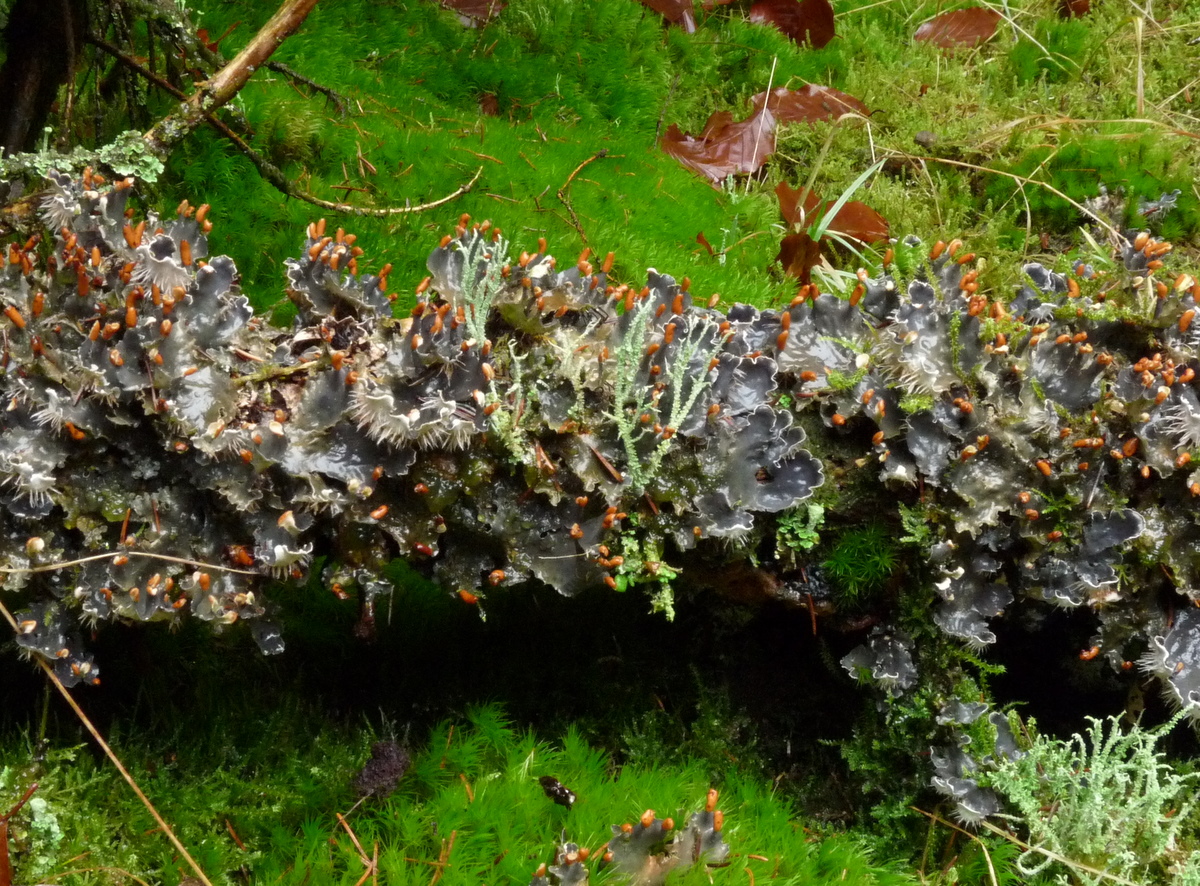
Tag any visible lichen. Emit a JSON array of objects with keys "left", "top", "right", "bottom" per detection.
[
  {"left": 0, "top": 131, "right": 165, "bottom": 184},
  {"left": 0, "top": 173, "right": 826, "bottom": 669},
  {"left": 4, "top": 173, "right": 1200, "bottom": 747},
  {"left": 527, "top": 790, "right": 729, "bottom": 886}
]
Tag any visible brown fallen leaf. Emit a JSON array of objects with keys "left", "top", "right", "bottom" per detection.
[
  {"left": 640, "top": 0, "right": 697, "bottom": 32},
  {"left": 660, "top": 106, "right": 777, "bottom": 184},
  {"left": 777, "top": 181, "right": 890, "bottom": 243},
  {"left": 747, "top": 0, "right": 836, "bottom": 48},
  {"left": 776, "top": 180, "right": 822, "bottom": 227},
  {"left": 819, "top": 200, "right": 890, "bottom": 243},
  {"left": 774, "top": 181, "right": 889, "bottom": 280},
  {"left": 750, "top": 85, "right": 868, "bottom": 124},
  {"left": 478, "top": 93, "right": 500, "bottom": 116},
  {"left": 777, "top": 231, "right": 823, "bottom": 283},
  {"left": 1057, "top": 0, "right": 1090, "bottom": 17},
  {"left": 914, "top": 6, "right": 1002, "bottom": 49},
  {"left": 440, "top": 0, "right": 506, "bottom": 27}
]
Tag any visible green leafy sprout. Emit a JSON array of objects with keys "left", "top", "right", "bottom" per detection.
[
  {"left": 610, "top": 517, "right": 681, "bottom": 620},
  {"left": 776, "top": 502, "right": 825, "bottom": 571}
]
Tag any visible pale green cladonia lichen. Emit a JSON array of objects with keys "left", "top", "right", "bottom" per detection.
[{"left": 0, "top": 131, "right": 165, "bottom": 182}]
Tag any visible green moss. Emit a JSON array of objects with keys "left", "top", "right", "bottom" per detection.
[
  {"left": 18, "top": 0, "right": 1196, "bottom": 314},
  {"left": 611, "top": 517, "right": 681, "bottom": 619},
  {"left": 1007, "top": 17, "right": 1090, "bottom": 85},
  {"left": 898, "top": 392, "right": 935, "bottom": 415},
  {"left": 985, "top": 127, "right": 1199, "bottom": 238},
  {"left": 0, "top": 704, "right": 918, "bottom": 886},
  {"left": 822, "top": 521, "right": 898, "bottom": 608},
  {"left": 838, "top": 683, "right": 942, "bottom": 853},
  {"left": 827, "top": 365, "right": 869, "bottom": 391},
  {"left": 149, "top": 0, "right": 846, "bottom": 309},
  {"left": 947, "top": 307, "right": 965, "bottom": 374}
]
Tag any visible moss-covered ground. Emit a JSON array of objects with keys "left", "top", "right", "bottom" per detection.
[
  {"left": 0, "top": 574, "right": 925, "bottom": 885},
  {"left": 97, "top": 0, "right": 1200, "bottom": 314},
  {"left": 0, "top": 698, "right": 919, "bottom": 886}
]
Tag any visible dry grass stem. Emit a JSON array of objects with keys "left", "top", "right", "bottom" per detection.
[{"left": 0, "top": 599, "right": 215, "bottom": 886}]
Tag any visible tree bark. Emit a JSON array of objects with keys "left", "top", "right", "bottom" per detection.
[{"left": 0, "top": 0, "right": 84, "bottom": 155}]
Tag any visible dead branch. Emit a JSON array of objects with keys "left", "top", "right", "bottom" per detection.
[
  {"left": 265, "top": 61, "right": 348, "bottom": 116},
  {"left": 92, "top": 37, "right": 484, "bottom": 217},
  {"left": 142, "top": 0, "right": 321, "bottom": 160},
  {"left": 125, "top": 0, "right": 226, "bottom": 70},
  {"left": 0, "top": 550, "right": 260, "bottom": 577},
  {"left": 556, "top": 150, "right": 611, "bottom": 245},
  {"left": 298, "top": 166, "right": 485, "bottom": 217},
  {"left": 88, "top": 36, "right": 189, "bottom": 107}
]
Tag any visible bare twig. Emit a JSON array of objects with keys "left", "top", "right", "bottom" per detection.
[
  {"left": 975, "top": 819, "right": 1141, "bottom": 886},
  {"left": 556, "top": 150, "right": 612, "bottom": 245},
  {"left": 253, "top": 153, "right": 481, "bottom": 217},
  {"left": 586, "top": 441, "right": 624, "bottom": 483},
  {"left": 1134, "top": 16, "right": 1146, "bottom": 117},
  {"left": 265, "top": 60, "right": 348, "bottom": 116},
  {"left": 1, "top": 783, "right": 37, "bottom": 823},
  {"left": 429, "top": 830, "right": 457, "bottom": 886},
  {"left": 337, "top": 813, "right": 373, "bottom": 861},
  {"left": 912, "top": 807, "right": 1144, "bottom": 886},
  {"left": 232, "top": 358, "right": 321, "bottom": 386},
  {"left": 0, "top": 550, "right": 260, "bottom": 576},
  {"left": 39, "top": 865, "right": 153, "bottom": 886},
  {"left": 225, "top": 819, "right": 247, "bottom": 851},
  {"left": 88, "top": 36, "right": 185, "bottom": 105},
  {"left": 655, "top": 73, "right": 682, "bottom": 144},
  {"left": 975, "top": 115, "right": 1199, "bottom": 151},
  {"left": 747, "top": 55, "right": 778, "bottom": 197},
  {"left": 1, "top": 778, "right": 37, "bottom": 883},
  {"left": 336, "top": 813, "right": 378, "bottom": 886},
  {"left": 0, "top": 599, "right": 215, "bottom": 886},
  {"left": 910, "top": 807, "right": 1000, "bottom": 886}
]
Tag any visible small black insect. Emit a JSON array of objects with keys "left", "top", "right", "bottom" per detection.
[{"left": 539, "top": 775, "right": 576, "bottom": 808}]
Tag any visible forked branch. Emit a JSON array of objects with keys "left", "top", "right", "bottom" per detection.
[
  {"left": 143, "top": 0, "right": 321, "bottom": 160},
  {"left": 96, "top": 30, "right": 483, "bottom": 216}
]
